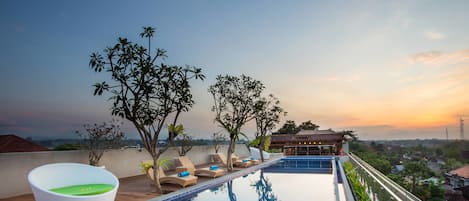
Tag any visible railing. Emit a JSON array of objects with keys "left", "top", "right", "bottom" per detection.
[
  {"left": 332, "top": 159, "right": 340, "bottom": 201},
  {"left": 337, "top": 157, "right": 355, "bottom": 201},
  {"left": 348, "top": 153, "right": 421, "bottom": 201}
]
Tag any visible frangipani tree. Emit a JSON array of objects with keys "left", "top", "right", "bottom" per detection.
[
  {"left": 253, "top": 94, "right": 286, "bottom": 162},
  {"left": 88, "top": 26, "right": 204, "bottom": 193},
  {"left": 208, "top": 74, "right": 264, "bottom": 171}
]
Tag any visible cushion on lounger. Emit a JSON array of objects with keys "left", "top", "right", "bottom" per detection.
[
  {"left": 242, "top": 159, "right": 249, "bottom": 163},
  {"left": 50, "top": 184, "right": 114, "bottom": 196},
  {"left": 178, "top": 171, "right": 190, "bottom": 177},
  {"left": 209, "top": 165, "right": 219, "bottom": 170}
]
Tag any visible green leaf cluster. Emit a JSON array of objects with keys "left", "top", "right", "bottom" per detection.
[
  {"left": 248, "top": 135, "right": 272, "bottom": 151},
  {"left": 53, "top": 144, "right": 80, "bottom": 151},
  {"left": 276, "top": 120, "right": 319, "bottom": 134},
  {"left": 139, "top": 157, "right": 173, "bottom": 173},
  {"left": 343, "top": 162, "right": 371, "bottom": 201}
]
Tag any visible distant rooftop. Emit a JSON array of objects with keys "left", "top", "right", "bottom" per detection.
[
  {"left": 296, "top": 129, "right": 338, "bottom": 135},
  {"left": 0, "top": 134, "right": 49, "bottom": 153},
  {"left": 450, "top": 165, "right": 469, "bottom": 179}
]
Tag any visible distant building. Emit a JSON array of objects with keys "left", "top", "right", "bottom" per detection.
[
  {"left": 427, "top": 160, "right": 443, "bottom": 174},
  {"left": 392, "top": 165, "right": 405, "bottom": 174},
  {"left": 445, "top": 165, "right": 469, "bottom": 190},
  {"left": 419, "top": 177, "right": 441, "bottom": 185},
  {"left": 270, "top": 129, "right": 348, "bottom": 155},
  {"left": 0, "top": 134, "right": 49, "bottom": 153},
  {"left": 402, "top": 153, "right": 412, "bottom": 160}
]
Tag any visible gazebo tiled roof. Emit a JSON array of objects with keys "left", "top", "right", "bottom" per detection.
[{"left": 296, "top": 129, "right": 338, "bottom": 135}]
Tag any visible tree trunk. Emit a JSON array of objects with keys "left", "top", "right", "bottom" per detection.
[
  {"left": 89, "top": 151, "right": 103, "bottom": 166},
  {"left": 151, "top": 153, "right": 163, "bottom": 194},
  {"left": 258, "top": 145, "right": 264, "bottom": 162},
  {"left": 411, "top": 176, "right": 416, "bottom": 193},
  {"left": 89, "top": 160, "right": 97, "bottom": 166},
  {"left": 227, "top": 180, "right": 236, "bottom": 201},
  {"left": 259, "top": 136, "right": 265, "bottom": 162},
  {"left": 226, "top": 138, "right": 236, "bottom": 171}
]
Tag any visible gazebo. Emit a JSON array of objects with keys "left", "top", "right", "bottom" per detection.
[{"left": 270, "top": 129, "right": 347, "bottom": 156}]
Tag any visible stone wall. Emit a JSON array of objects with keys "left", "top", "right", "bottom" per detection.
[{"left": 0, "top": 144, "right": 250, "bottom": 199}]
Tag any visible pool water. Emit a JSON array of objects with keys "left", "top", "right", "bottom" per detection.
[
  {"left": 179, "top": 157, "right": 336, "bottom": 201},
  {"left": 189, "top": 169, "right": 335, "bottom": 201},
  {"left": 264, "top": 157, "right": 332, "bottom": 173}
]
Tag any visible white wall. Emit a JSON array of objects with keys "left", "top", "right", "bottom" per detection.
[
  {"left": 343, "top": 142, "right": 350, "bottom": 154},
  {"left": 0, "top": 144, "right": 250, "bottom": 199},
  {"left": 0, "top": 150, "right": 88, "bottom": 199}
]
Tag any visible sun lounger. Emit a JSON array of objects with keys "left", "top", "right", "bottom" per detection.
[
  {"left": 231, "top": 155, "right": 240, "bottom": 162},
  {"left": 147, "top": 167, "right": 197, "bottom": 188},
  {"left": 176, "top": 156, "right": 225, "bottom": 178},
  {"left": 233, "top": 153, "right": 260, "bottom": 165},
  {"left": 213, "top": 153, "right": 252, "bottom": 168},
  {"left": 234, "top": 159, "right": 252, "bottom": 168}
]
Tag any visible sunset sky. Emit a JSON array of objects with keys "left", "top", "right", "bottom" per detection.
[{"left": 1, "top": 1, "right": 468, "bottom": 140}]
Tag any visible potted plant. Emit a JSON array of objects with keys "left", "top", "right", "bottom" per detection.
[{"left": 140, "top": 157, "right": 173, "bottom": 180}]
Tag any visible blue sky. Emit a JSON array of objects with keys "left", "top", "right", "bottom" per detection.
[{"left": 1, "top": 0, "right": 469, "bottom": 140}]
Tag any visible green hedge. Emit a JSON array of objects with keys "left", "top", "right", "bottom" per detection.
[{"left": 343, "top": 162, "right": 371, "bottom": 201}]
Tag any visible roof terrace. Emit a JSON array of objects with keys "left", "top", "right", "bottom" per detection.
[{"left": 0, "top": 145, "right": 419, "bottom": 201}]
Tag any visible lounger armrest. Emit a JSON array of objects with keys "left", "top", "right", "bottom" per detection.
[
  {"left": 231, "top": 158, "right": 238, "bottom": 163},
  {"left": 210, "top": 154, "right": 219, "bottom": 163}
]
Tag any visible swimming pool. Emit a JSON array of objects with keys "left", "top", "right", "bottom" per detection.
[
  {"left": 153, "top": 156, "right": 340, "bottom": 201},
  {"left": 264, "top": 156, "right": 332, "bottom": 173}
]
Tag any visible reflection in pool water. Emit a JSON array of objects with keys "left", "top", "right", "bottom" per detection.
[
  {"left": 251, "top": 170, "right": 277, "bottom": 201},
  {"left": 189, "top": 169, "right": 334, "bottom": 201}
]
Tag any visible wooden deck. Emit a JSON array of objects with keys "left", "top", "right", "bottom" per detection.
[{"left": 0, "top": 164, "right": 249, "bottom": 201}]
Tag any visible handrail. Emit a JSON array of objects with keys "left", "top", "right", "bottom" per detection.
[
  {"left": 349, "top": 153, "right": 403, "bottom": 201},
  {"left": 351, "top": 153, "right": 421, "bottom": 200},
  {"left": 332, "top": 159, "right": 340, "bottom": 201},
  {"left": 348, "top": 153, "right": 421, "bottom": 201},
  {"left": 352, "top": 154, "right": 418, "bottom": 198},
  {"left": 337, "top": 157, "right": 355, "bottom": 201}
]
